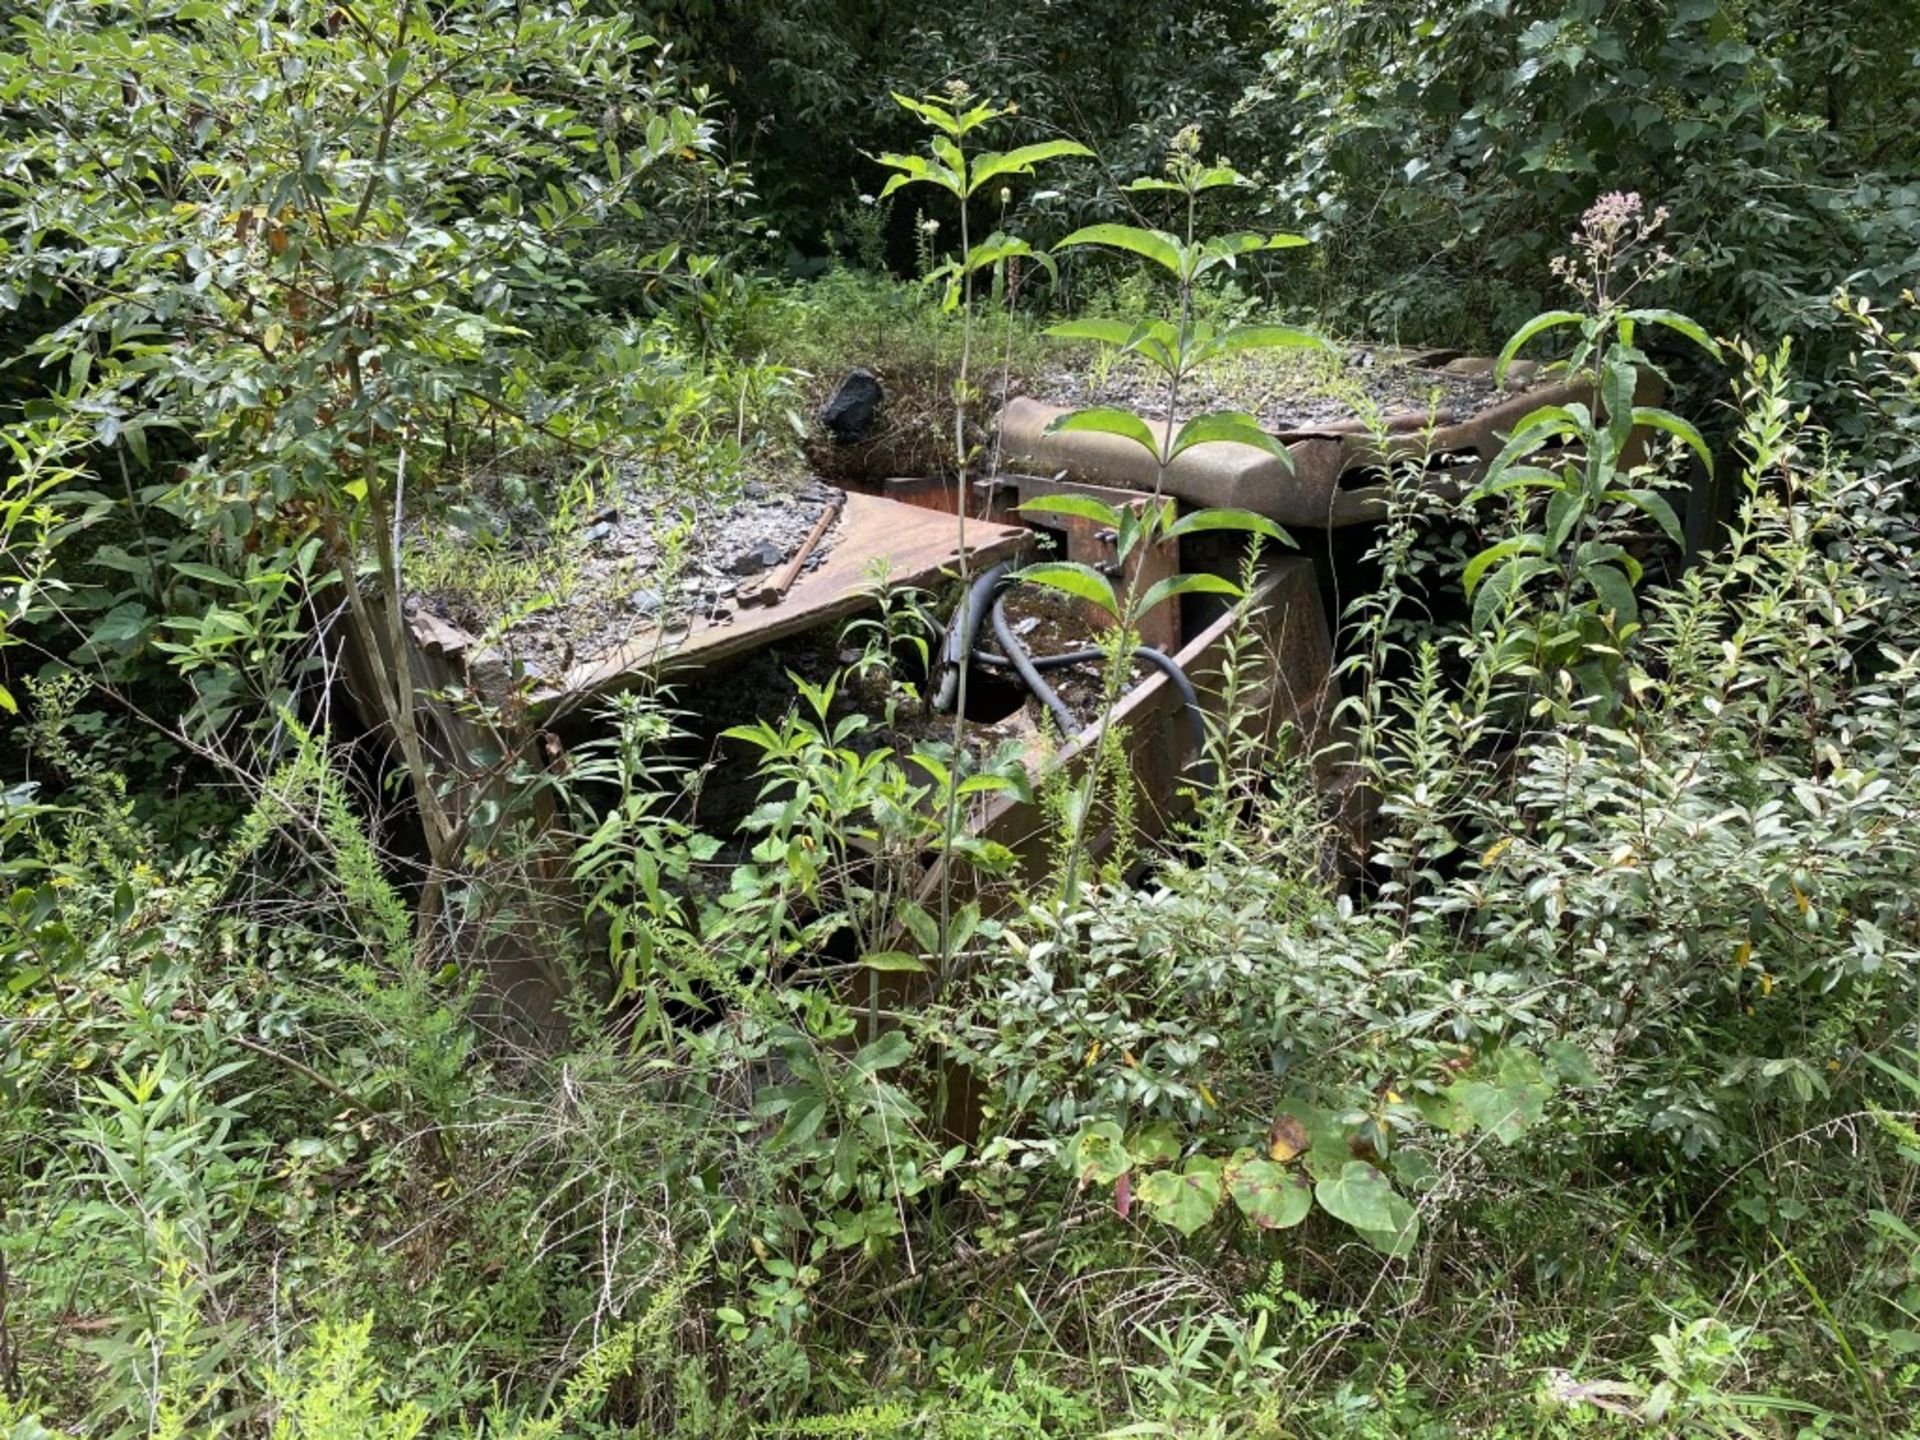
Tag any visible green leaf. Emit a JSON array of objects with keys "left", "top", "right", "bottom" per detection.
[
  {"left": 860, "top": 950, "right": 929, "bottom": 973},
  {"left": 851, "top": 1029, "right": 912, "bottom": 1075},
  {"left": 1044, "top": 318, "right": 1140, "bottom": 348},
  {"left": 968, "top": 140, "right": 1093, "bottom": 194},
  {"left": 1544, "top": 1040, "right": 1600, "bottom": 1087},
  {"left": 1391, "top": 1148, "right": 1438, "bottom": 1193},
  {"left": 875, "top": 154, "right": 961, "bottom": 201},
  {"left": 1067, "top": 1121, "right": 1130, "bottom": 1185},
  {"left": 1500, "top": 403, "right": 1589, "bottom": 455},
  {"left": 1631, "top": 407, "right": 1713, "bottom": 473},
  {"left": 1583, "top": 562, "right": 1638, "bottom": 626},
  {"left": 1360, "top": 1199, "right": 1421, "bottom": 1257},
  {"left": 171, "top": 560, "right": 242, "bottom": 587},
  {"left": 86, "top": 601, "right": 152, "bottom": 650},
  {"left": 1193, "top": 322, "right": 1334, "bottom": 365},
  {"left": 869, "top": 150, "right": 927, "bottom": 178},
  {"left": 773, "top": 1094, "right": 827, "bottom": 1150},
  {"left": 954, "top": 100, "right": 1004, "bottom": 135},
  {"left": 930, "top": 136, "right": 968, "bottom": 191},
  {"left": 1127, "top": 1122, "right": 1181, "bottom": 1166},
  {"left": 1574, "top": 539, "right": 1640, "bottom": 584},
  {"left": 1471, "top": 555, "right": 1552, "bottom": 630},
  {"left": 1449, "top": 1050, "right": 1550, "bottom": 1144},
  {"left": 890, "top": 91, "right": 961, "bottom": 136},
  {"left": 1121, "top": 320, "right": 1182, "bottom": 377},
  {"left": 955, "top": 772, "right": 1023, "bottom": 798},
  {"left": 1194, "top": 232, "right": 1310, "bottom": 277},
  {"left": 895, "top": 900, "right": 940, "bottom": 953},
  {"left": 1601, "top": 357, "right": 1639, "bottom": 451},
  {"left": 1017, "top": 561, "right": 1119, "bottom": 619},
  {"left": 1474, "top": 407, "right": 1590, "bottom": 500},
  {"left": 1313, "top": 1161, "right": 1399, "bottom": 1232},
  {"left": 960, "top": 233, "right": 1058, "bottom": 285},
  {"left": 1461, "top": 536, "right": 1545, "bottom": 598},
  {"left": 948, "top": 901, "right": 981, "bottom": 953},
  {"left": 1494, "top": 309, "right": 1585, "bottom": 384},
  {"left": 1137, "top": 571, "right": 1243, "bottom": 616},
  {"left": 1188, "top": 165, "right": 1247, "bottom": 192},
  {"left": 1043, "top": 405, "right": 1162, "bottom": 460},
  {"left": 1018, "top": 493, "right": 1126, "bottom": 529},
  {"left": 1228, "top": 1158, "right": 1312, "bottom": 1230},
  {"left": 1137, "top": 1158, "right": 1223, "bottom": 1236},
  {"left": 1164, "top": 507, "right": 1293, "bottom": 548},
  {"left": 1619, "top": 486, "right": 1686, "bottom": 545},
  {"left": 1625, "top": 307, "right": 1721, "bottom": 360},
  {"left": 1053, "top": 222, "right": 1185, "bottom": 278},
  {"left": 1543, "top": 489, "right": 1585, "bottom": 553},
  {"left": 1168, "top": 411, "right": 1291, "bottom": 462},
  {"left": 1468, "top": 463, "right": 1566, "bottom": 500}
]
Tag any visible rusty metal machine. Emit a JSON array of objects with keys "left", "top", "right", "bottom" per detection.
[{"left": 348, "top": 347, "right": 1629, "bottom": 1030}]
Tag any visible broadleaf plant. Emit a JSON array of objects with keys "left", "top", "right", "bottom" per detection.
[
  {"left": 1465, "top": 193, "right": 1721, "bottom": 706},
  {"left": 1014, "top": 128, "right": 1325, "bottom": 899},
  {"left": 1062, "top": 1046, "right": 1565, "bottom": 1249},
  {"left": 869, "top": 86, "right": 1088, "bottom": 969}
]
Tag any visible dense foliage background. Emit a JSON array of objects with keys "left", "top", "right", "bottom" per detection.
[{"left": 3, "top": 2, "right": 1918, "bottom": 1437}]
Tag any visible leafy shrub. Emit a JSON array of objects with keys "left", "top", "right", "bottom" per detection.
[{"left": 1245, "top": 0, "right": 1920, "bottom": 361}]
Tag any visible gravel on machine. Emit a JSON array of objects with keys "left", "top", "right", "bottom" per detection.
[
  {"left": 404, "top": 468, "right": 846, "bottom": 686},
  {"left": 1038, "top": 346, "right": 1513, "bottom": 434}
]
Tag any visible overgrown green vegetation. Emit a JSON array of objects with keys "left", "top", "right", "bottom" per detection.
[{"left": 3, "top": 2, "right": 1918, "bottom": 1436}]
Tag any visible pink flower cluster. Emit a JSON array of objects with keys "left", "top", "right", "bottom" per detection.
[
  {"left": 1583, "top": 190, "right": 1642, "bottom": 234},
  {"left": 1552, "top": 191, "right": 1674, "bottom": 305},
  {"left": 1578, "top": 191, "right": 1670, "bottom": 243}
]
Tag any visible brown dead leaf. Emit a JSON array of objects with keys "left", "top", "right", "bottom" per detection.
[{"left": 1266, "top": 1114, "right": 1309, "bottom": 1163}]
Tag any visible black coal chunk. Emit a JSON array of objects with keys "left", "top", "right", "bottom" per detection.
[
  {"left": 729, "top": 541, "right": 785, "bottom": 577},
  {"left": 818, "top": 368, "right": 883, "bottom": 445}
]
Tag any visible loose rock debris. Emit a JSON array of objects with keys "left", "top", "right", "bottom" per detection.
[
  {"left": 405, "top": 471, "right": 846, "bottom": 686},
  {"left": 1038, "top": 348, "right": 1512, "bottom": 434}
]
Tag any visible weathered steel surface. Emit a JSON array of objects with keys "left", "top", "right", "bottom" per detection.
[{"left": 530, "top": 490, "right": 1029, "bottom": 711}]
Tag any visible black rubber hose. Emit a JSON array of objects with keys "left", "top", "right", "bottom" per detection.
[
  {"left": 989, "top": 593, "right": 1080, "bottom": 734},
  {"left": 931, "top": 560, "right": 1014, "bottom": 714},
  {"left": 979, "top": 630, "right": 1215, "bottom": 789},
  {"left": 1125, "top": 647, "right": 1210, "bottom": 781}
]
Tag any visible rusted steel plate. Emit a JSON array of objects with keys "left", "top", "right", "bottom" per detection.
[{"left": 517, "top": 490, "right": 1029, "bottom": 711}]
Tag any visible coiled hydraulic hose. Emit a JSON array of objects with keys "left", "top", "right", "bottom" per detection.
[
  {"left": 931, "top": 560, "right": 1014, "bottom": 714},
  {"left": 973, "top": 593, "right": 1216, "bottom": 790},
  {"left": 988, "top": 591, "right": 1079, "bottom": 735},
  {"left": 932, "top": 561, "right": 1213, "bottom": 784}
]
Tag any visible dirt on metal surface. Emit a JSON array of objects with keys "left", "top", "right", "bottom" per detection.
[
  {"left": 405, "top": 471, "right": 847, "bottom": 687},
  {"left": 393, "top": 487, "right": 1030, "bottom": 722},
  {"left": 1036, "top": 347, "right": 1514, "bottom": 435},
  {"left": 989, "top": 586, "right": 1132, "bottom": 732}
]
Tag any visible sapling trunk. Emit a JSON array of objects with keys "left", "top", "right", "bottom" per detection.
[
  {"left": 1054, "top": 183, "right": 1197, "bottom": 906},
  {"left": 936, "top": 176, "right": 973, "bottom": 982}
]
